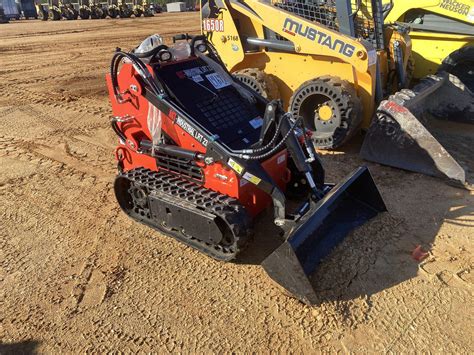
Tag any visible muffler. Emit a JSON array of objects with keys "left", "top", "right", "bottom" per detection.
[
  {"left": 360, "top": 73, "right": 474, "bottom": 187},
  {"left": 262, "top": 166, "right": 386, "bottom": 305}
]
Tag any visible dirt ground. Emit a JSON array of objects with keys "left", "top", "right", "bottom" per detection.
[{"left": 0, "top": 13, "right": 473, "bottom": 353}]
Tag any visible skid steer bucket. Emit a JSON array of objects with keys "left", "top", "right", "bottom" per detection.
[
  {"left": 262, "top": 166, "right": 386, "bottom": 305},
  {"left": 361, "top": 73, "right": 474, "bottom": 187}
]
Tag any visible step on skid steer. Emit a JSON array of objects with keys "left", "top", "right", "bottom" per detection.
[
  {"left": 201, "top": 0, "right": 474, "bottom": 187},
  {"left": 106, "top": 34, "right": 387, "bottom": 304}
]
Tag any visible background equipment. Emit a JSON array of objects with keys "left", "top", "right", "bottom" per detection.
[
  {"left": 1, "top": 0, "right": 20, "bottom": 19},
  {"left": 90, "top": 0, "right": 107, "bottom": 19},
  {"left": 39, "top": 0, "right": 77, "bottom": 20},
  {"left": 202, "top": 0, "right": 413, "bottom": 149},
  {"left": 17, "top": 0, "right": 38, "bottom": 18},
  {"left": 201, "top": 0, "right": 474, "bottom": 187},
  {"left": 131, "top": 0, "right": 152, "bottom": 17},
  {"left": 106, "top": 34, "right": 386, "bottom": 304},
  {"left": 0, "top": 4, "right": 10, "bottom": 22},
  {"left": 116, "top": 0, "right": 132, "bottom": 17},
  {"left": 78, "top": 0, "right": 91, "bottom": 18},
  {"left": 383, "top": 0, "right": 473, "bottom": 87},
  {"left": 35, "top": 0, "right": 48, "bottom": 20}
]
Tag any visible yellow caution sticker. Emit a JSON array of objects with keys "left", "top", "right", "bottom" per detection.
[
  {"left": 228, "top": 158, "right": 244, "bottom": 174},
  {"left": 243, "top": 172, "right": 261, "bottom": 185}
]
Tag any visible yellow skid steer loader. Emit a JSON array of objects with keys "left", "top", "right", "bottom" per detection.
[
  {"left": 383, "top": 0, "right": 473, "bottom": 85},
  {"left": 201, "top": 0, "right": 474, "bottom": 187}
]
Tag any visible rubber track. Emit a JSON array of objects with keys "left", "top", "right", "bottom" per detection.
[{"left": 120, "top": 168, "right": 252, "bottom": 261}]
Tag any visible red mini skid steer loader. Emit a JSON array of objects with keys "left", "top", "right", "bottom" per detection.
[{"left": 106, "top": 34, "right": 386, "bottom": 304}]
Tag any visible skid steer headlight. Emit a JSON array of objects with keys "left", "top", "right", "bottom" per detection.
[
  {"left": 158, "top": 50, "right": 172, "bottom": 62},
  {"left": 196, "top": 43, "right": 207, "bottom": 53}
]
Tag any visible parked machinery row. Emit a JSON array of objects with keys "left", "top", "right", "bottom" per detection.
[
  {"left": 0, "top": 0, "right": 158, "bottom": 21},
  {"left": 35, "top": 0, "right": 156, "bottom": 20}
]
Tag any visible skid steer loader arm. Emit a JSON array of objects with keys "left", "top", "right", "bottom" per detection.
[{"left": 361, "top": 73, "right": 474, "bottom": 187}]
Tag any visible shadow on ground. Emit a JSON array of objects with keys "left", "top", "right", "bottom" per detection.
[
  {"left": 235, "top": 139, "right": 473, "bottom": 305},
  {"left": 0, "top": 340, "right": 40, "bottom": 355}
]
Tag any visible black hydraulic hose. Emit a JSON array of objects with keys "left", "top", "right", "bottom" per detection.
[
  {"left": 132, "top": 44, "right": 168, "bottom": 58},
  {"left": 229, "top": 113, "right": 288, "bottom": 155},
  {"left": 111, "top": 117, "right": 127, "bottom": 142},
  {"left": 111, "top": 50, "right": 163, "bottom": 101},
  {"left": 234, "top": 117, "right": 303, "bottom": 161}
]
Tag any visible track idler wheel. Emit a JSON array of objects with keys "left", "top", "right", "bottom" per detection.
[
  {"left": 234, "top": 68, "right": 280, "bottom": 100},
  {"left": 290, "top": 76, "right": 362, "bottom": 149}
]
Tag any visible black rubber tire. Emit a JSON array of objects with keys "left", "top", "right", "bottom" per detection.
[
  {"left": 79, "top": 8, "right": 90, "bottom": 19},
  {"left": 64, "top": 10, "right": 75, "bottom": 20},
  {"left": 438, "top": 46, "right": 474, "bottom": 92},
  {"left": 108, "top": 8, "right": 118, "bottom": 18},
  {"left": 38, "top": 7, "right": 48, "bottom": 20},
  {"left": 133, "top": 8, "right": 143, "bottom": 17},
  {"left": 289, "top": 76, "right": 362, "bottom": 149},
  {"left": 100, "top": 7, "right": 107, "bottom": 18},
  {"left": 119, "top": 8, "right": 132, "bottom": 18},
  {"left": 233, "top": 68, "right": 280, "bottom": 100},
  {"left": 90, "top": 7, "right": 102, "bottom": 19},
  {"left": 48, "top": 9, "right": 60, "bottom": 20}
]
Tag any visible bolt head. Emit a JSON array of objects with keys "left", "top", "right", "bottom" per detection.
[{"left": 274, "top": 219, "right": 285, "bottom": 227}]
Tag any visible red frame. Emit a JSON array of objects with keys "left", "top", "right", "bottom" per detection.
[{"left": 107, "top": 62, "right": 291, "bottom": 217}]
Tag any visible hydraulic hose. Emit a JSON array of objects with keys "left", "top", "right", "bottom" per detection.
[
  {"left": 228, "top": 113, "right": 288, "bottom": 155},
  {"left": 232, "top": 117, "right": 303, "bottom": 161},
  {"left": 110, "top": 50, "right": 163, "bottom": 102}
]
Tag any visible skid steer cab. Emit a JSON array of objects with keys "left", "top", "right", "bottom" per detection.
[{"left": 106, "top": 34, "right": 387, "bottom": 304}]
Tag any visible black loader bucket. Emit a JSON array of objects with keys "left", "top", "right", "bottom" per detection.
[
  {"left": 262, "top": 166, "right": 386, "bottom": 305},
  {"left": 361, "top": 73, "right": 474, "bottom": 187}
]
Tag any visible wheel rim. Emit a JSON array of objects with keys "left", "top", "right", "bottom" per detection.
[
  {"left": 291, "top": 85, "right": 343, "bottom": 146},
  {"left": 290, "top": 79, "right": 359, "bottom": 148}
]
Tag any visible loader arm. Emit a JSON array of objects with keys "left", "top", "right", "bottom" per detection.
[
  {"left": 209, "top": 0, "right": 375, "bottom": 73},
  {"left": 201, "top": 0, "right": 381, "bottom": 130}
]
